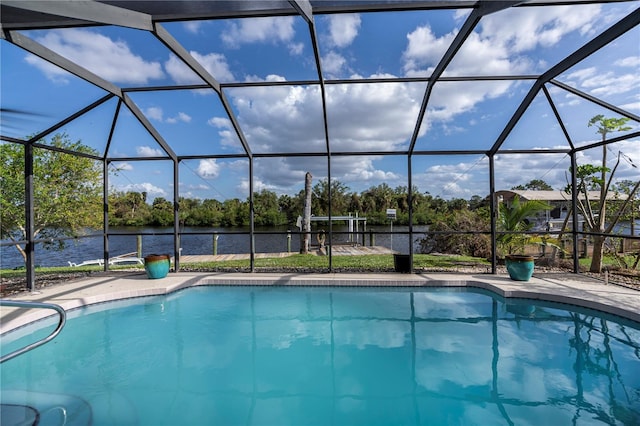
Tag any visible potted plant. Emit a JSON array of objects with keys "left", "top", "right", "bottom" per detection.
[
  {"left": 497, "top": 196, "right": 551, "bottom": 281},
  {"left": 144, "top": 254, "right": 171, "bottom": 279}
]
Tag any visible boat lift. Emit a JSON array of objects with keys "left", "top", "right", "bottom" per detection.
[{"left": 308, "top": 213, "right": 367, "bottom": 244}]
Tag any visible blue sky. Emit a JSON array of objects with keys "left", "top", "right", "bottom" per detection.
[{"left": 1, "top": 2, "right": 638, "bottom": 203}]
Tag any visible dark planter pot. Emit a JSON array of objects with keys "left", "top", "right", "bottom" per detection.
[
  {"left": 394, "top": 254, "right": 411, "bottom": 273},
  {"left": 505, "top": 255, "right": 534, "bottom": 281},
  {"left": 144, "top": 254, "right": 171, "bottom": 279}
]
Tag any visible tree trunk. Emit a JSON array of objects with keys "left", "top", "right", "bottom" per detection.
[
  {"left": 589, "top": 144, "right": 608, "bottom": 273},
  {"left": 12, "top": 242, "right": 27, "bottom": 263},
  {"left": 590, "top": 235, "right": 605, "bottom": 273},
  {"left": 301, "top": 172, "right": 312, "bottom": 254},
  {"left": 6, "top": 234, "right": 28, "bottom": 263}
]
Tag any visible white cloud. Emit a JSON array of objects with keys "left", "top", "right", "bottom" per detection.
[
  {"left": 180, "top": 183, "right": 210, "bottom": 200},
  {"left": 400, "top": 4, "right": 603, "bottom": 126},
  {"left": 244, "top": 153, "right": 403, "bottom": 197},
  {"left": 191, "top": 184, "right": 210, "bottom": 191},
  {"left": 478, "top": 5, "right": 601, "bottom": 53},
  {"left": 425, "top": 81, "right": 513, "bottom": 126},
  {"left": 413, "top": 149, "right": 631, "bottom": 199},
  {"left": 493, "top": 153, "right": 570, "bottom": 193},
  {"left": 164, "top": 54, "right": 203, "bottom": 84},
  {"left": 227, "top": 159, "right": 249, "bottom": 172},
  {"left": 208, "top": 116, "right": 239, "bottom": 147},
  {"left": 228, "top": 78, "right": 422, "bottom": 157},
  {"left": 22, "top": 55, "right": 71, "bottom": 85},
  {"left": 191, "top": 51, "right": 235, "bottom": 82},
  {"left": 110, "top": 161, "right": 133, "bottom": 171},
  {"left": 325, "top": 82, "right": 424, "bottom": 150},
  {"left": 238, "top": 178, "right": 275, "bottom": 194},
  {"left": 221, "top": 17, "right": 295, "bottom": 48},
  {"left": 166, "top": 112, "right": 192, "bottom": 124},
  {"left": 165, "top": 51, "right": 234, "bottom": 84},
  {"left": 403, "top": 5, "right": 602, "bottom": 78},
  {"left": 450, "top": 31, "right": 532, "bottom": 76},
  {"left": 586, "top": 72, "right": 639, "bottom": 97},
  {"left": 565, "top": 67, "right": 597, "bottom": 81},
  {"left": 220, "top": 74, "right": 428, "bottom": 191},
  {"left": 414, "top": 158, "right": 489, "bottom": 199},
  {"left": 136, "top": 146, "right": 164, "bottom": 157},
  {"left": 288, "top": 42, "right": 304, "bottom": 56},
  {"left": 322, "top": 51, "right": 348, "bottom": 76},
  {"left": 145, "top": 107, "right": 164, "bottom": 122},
  {"left": 208, "top": 117, "right": 231, "bottom": 128},
  {"left": 619, "top": 101, "right": 640, "bottom": 112},
  {"left": 573, "top": 139, "right": 640, "bottom": 182},
  {"left": 25, "top": 28, "right": 164, "bottom": 84},
  {"left": 403, "top": 25, "right": 454, "bottom": 75},
  {"left": 184, "top": 21, "right": 203, "bottom": 34},
  {"left": 229, "top": 84, "right": 324, "bottom": 153},
  {"left": 119, "top": 182, "right": 166, "bottom": 196},
  {"left": 614, "top": 56, "right": 640, "bottom": 68},
  {"left": 196, "top": 159, "right": 220, "bottom": 179},
  {"left": 403, "top": 25, "right": 527, "bottom": 77},
  {"left": 563, "top": 65, "right": 640, "bottom": 108},
  {"left": 144, "top": 106, "right": 191, "bottom": 124},
  {"left": 249, "top": 158, "right": 319, "bottom": 194},
  {"left": 327, "top": 14, "right": 361, "bottom": 48},
  {"left": 340, "top": 159, "right": 400, "bottom": 183}
]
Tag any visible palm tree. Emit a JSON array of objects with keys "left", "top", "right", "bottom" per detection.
[{"left": 497, "top": 195, "right": 551, "bottom": 256}]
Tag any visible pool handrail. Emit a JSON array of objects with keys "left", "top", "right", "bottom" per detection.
[{"left": 0, "top": 300, "right": 66, "bottom": 363}]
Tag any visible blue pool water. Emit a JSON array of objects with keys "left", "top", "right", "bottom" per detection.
[{"left": 1, "top": 287, "right": 639, "bottom": 426}]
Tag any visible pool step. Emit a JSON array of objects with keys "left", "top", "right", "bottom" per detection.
[
  {"left": 1, "top": 403, "right": 38, "bottom": 426},
  {"left": 0, "top": 390, "right": 91, "bottom": 426}
]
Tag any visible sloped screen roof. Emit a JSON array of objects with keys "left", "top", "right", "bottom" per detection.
[{"left": 1, "top": 0, "right": 639, "bottom": 201}]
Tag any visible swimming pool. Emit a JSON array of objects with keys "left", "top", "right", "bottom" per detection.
[{"left": 1, "top": 286, "right": 639, "bottom": 425}]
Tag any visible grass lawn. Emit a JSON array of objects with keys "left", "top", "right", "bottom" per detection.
[
  {"left": 3, "top": 253, "right": 637, "bottom": 279},
  {"left": 1, "top": 254, "right": 490, "bottom": 277},
  {"left": 179, "top": 253, "right": 490, "bottom": 271}
]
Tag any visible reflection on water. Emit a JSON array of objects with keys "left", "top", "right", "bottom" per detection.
[{"left": 1, "top": 288, "right": 638, "bottom": 425}]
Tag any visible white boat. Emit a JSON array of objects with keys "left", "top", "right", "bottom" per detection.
[
  {"left": 109, "top": 256, "right": 144, "bottom": 266},
  {"left": 68, "top": 253, "right": 143, "bottom": 267},
  {"left": 68, "top": 258, "right": 104, "bottom": 267}
]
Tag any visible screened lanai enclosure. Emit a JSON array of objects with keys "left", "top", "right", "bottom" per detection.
[{"left": 1, "top": 1, "right": 639, "bottom": 290}]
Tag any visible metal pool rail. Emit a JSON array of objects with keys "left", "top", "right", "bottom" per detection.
[{"left": 0, "top": 300, "right": 66, "bottom": 363}]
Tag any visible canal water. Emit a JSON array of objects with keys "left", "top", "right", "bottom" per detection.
[
  {"left": 1, "top": 225, "right": 427, "bottom": 270},
  {"left": 4, "top": 220, "right": 637, "bottom": 270}
]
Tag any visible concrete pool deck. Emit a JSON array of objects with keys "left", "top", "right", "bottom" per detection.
[{"left": 1, "top": 271, "right": 639, "bottom": 333}]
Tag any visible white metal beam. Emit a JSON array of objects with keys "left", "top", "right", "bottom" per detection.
[{"left": 5, "top": 30, "right": 122, "bottom": 97}]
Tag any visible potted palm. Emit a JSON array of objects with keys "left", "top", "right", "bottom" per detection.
[{"left": 497, "top": 195, "right": 551, "bottom": 281}]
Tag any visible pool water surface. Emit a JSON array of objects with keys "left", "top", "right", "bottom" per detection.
[{"left": 1, "top": 286, "right": 639, "bottom": 425}]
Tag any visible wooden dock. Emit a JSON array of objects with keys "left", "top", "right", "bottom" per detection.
[{"left": 179, "top": 244, "right": 395, "bottom": 263}]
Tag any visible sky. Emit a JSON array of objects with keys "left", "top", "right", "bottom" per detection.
[{"left": 1, "top": 1, "right": 639, "bottom": 204}]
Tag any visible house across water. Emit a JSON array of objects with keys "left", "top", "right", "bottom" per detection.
[{"left": 495, "top": 190, "right": 630, "bottom": 231}]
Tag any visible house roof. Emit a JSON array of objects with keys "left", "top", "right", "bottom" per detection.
[{"left": 497, "top": 190, "right": 629, "bottom": 202}]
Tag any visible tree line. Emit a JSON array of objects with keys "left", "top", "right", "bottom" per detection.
[{"left": 108, "top": 180, "right": 488, "bottom": 228}]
